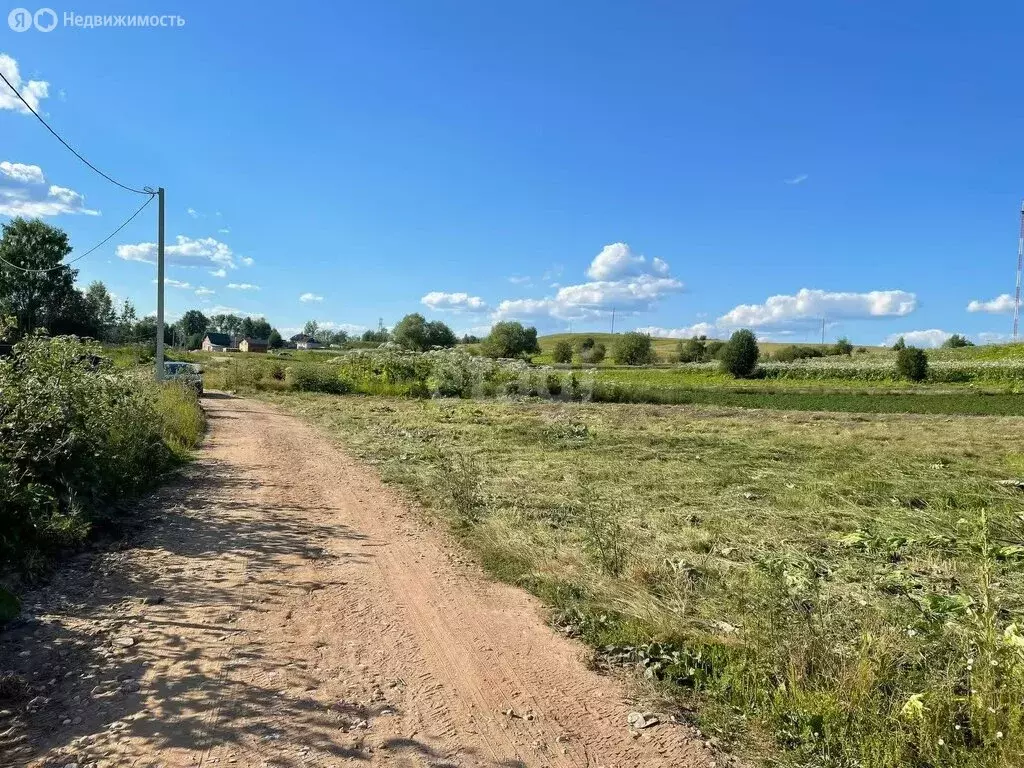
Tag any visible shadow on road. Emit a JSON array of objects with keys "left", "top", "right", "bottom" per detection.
[{"left": 0, "top": 435, "right": 495, "bottom": 767}]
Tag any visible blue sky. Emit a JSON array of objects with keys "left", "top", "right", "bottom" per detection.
[{"left": 1, "top": 1, "right": 1023, "bottom": 345}]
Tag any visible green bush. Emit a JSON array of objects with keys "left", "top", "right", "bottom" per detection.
[
  {"left": 773, "top": 345, "right": 823, "bottom": 363},
  {"left": 552, "top": 340, "right": 573, "bottom": 364},
  {"left": 942, "top": 333, "right": 974, "bottom": 348},
  {"left": 831, "top": 337, "right": 854, "bottom": 356},
  {"left": 285, "top": 364, "right": 352, "bottom": 393},
  {"left": 720, "top": 329, "right": 760, "bottom": 378},
  {"left": 611, "top": 332, "right": 655, "bottom": 365},
  {"left": 705, "top": 340, "right": 726, "bottom": 360},
  {"left": 481, "top": 321, "right": 540, "bottom": 359},
  {"left": 580, "top": 342, "right": 606, "bottom": 364},
  {"left": 677, "top": 336, "right": 706, "bottom": 363},
  {"left": 896, "top": 346, "right": 928, "bottom": 381},
  {"left": 0, "top": 335, "right": 203, "bottom": 577}
]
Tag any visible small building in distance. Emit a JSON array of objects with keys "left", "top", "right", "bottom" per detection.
[
  {"left": 290, "top": 333, "right": 323, "bottom": 350},
  {"left": 201, "top": 332, "right": 234, "bottom": 352},
  {"left": 239, "top": 337, "right": 270, "bottom": 353}
]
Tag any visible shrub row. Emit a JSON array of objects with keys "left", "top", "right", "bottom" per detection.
[{"left": 0, "top": 335, "right": 204, "bottom": 582}]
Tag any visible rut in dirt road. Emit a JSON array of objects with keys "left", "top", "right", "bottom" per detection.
[{"left": 1, "top": 393, "right": 715, "bottom": 768}]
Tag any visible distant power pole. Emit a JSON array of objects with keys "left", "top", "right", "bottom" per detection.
[
  {"left": 155, "top": 187, "right": 165, "bottom": 380},
  {"left": 611, "top": 308, "right": 616, "bottom": 334},
  {"left": 1015, "top": 202, "right": 1023, "bottom": 341},
  {"left": 820, "top": 317, "right": 826, "bottom": 345}
]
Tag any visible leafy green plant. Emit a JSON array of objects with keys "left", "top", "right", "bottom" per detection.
[
  {"left": 552, "top": 339, "right": 573, "bottom": 364},
  {"left": 720, "top": 329, "right": 759, "bottom": 378},
  {"left": 897, "top": 346, "right": 928, "bottom": 381},
  {"left": 611, "top": 332, "right": 656, "bottom": 366},
  {"left": 0, "top": 334, "right": 203, "bottom": 577},
  {"left": 677, "top": 336, "right": 706, "bottom": 363}
]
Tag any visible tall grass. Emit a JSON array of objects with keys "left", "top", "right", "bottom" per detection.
[{"left": 272, "top": 394, "right": 1024, "bottom": 768}]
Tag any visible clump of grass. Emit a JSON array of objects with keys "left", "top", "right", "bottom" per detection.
[
  {"left": 155, "top": 382, "right": 206, "bottom": 456},
  {"left": 436, "top": 450, "right": 484, "bottom": 528}
]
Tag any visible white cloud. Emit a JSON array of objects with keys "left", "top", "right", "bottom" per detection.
[
  {"left": 884, "top": 329, "right": 952, "bottom": 348},
  {"left": 785, "top": 174, "right": 809, "bottom": 185},
  {"left": 210, "top": 268, "right": 227, "bottom": 278},
  {"left": 117, "top": 236, "right": 244, "bottom": 270},
  {"left": 299, "top": 292, "right": 323, "bottom": 303},
  {"left": 0, "top": 54, "right": 49, "bottom": 114},
  {"left": 718, "top": 288, "right": 917, "bottom": 328},
  {"left": 195, "top": 286, "right": 215, "bottom": 297},
  {"left": 967, "top": 294, "right": 1016, "bottom": 314},
  {"left": 186, "top": 207, "right": 200, "bottom": 218},
  {"left": 421, "top": 291, "right": 488, "bottom": 312},
  {"left": 977, "top": 331, "right": 1015, "bottom": 344},
  {"left": 586, "top": 242, "right": 670, "bottom": 280},
  {"left": 635, "top": 323, "right": 718, "bottom": 339},
  {"left": 218, "top": 227, "right": 230, "bottom": 234},
  {"left": 240, "top": 256, "right": 254, "bottom": 266},
  {"left": 227, "top": 282, "right": 260, "bottom": 291},
  {"left": 0, "top": 161, "right": 44, "bottom": 184},
  {"left": 208, "top": 305, "right": 242, "bottom": 315},
  {"left": 507, "top": 276, "right": 531, "bottom": 285},
  {"left": 0, "top": 181, "right": 99, "bottom": 217},
  {"left": 555, "top": 274, "right": 682, "bottom": 311},
  {"left": 494, "top": 243, "right": 683, "bottom": 323},
  {"left": 152, "top": 278, "right": 193, "bottom": 289}
]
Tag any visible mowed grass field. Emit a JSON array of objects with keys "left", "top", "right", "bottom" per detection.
[{"left": 266, "top": 392, "right": 1024, "bottom": 768}]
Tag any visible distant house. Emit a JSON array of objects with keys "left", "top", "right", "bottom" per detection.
[
  {"left": 290, "top": 332, "right": 322, "bottom": 350},
  {"left": 239, "top": 337, "right": 269, "bottom": 353},
  {"left": 201, "top": 332, "right": 234, "bottom": 352}
]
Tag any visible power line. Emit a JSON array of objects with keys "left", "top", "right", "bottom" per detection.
[
  {"left": 0, "top": 70, "right": 152, "bottom": 196},
  {"left": 0, "top": 193, "right": 155, "bottom": 274}
]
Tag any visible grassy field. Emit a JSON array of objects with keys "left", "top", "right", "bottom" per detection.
[{"left": 266, "top": 392, "right": 1024, "bottom": 768}]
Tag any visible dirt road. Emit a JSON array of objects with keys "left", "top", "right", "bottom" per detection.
[{"left": 1, "top": 395, "right": 713, "bottom": 768}]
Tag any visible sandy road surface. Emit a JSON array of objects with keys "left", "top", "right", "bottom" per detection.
[{"left": 1, "top": 394, "right": 712, "bottom": 768}]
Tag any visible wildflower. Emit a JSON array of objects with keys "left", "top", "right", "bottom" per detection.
[
  {"left": 901, "top": 693, "right": 927, "bottom": 721},
  {"left": 997, "top": 731, "right": 1004, "bottom": 739}
]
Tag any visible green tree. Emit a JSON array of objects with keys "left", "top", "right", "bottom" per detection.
[
  {"left": 892, "top": 336, "right": 906, "bottom": 351},
  {"left": 552, "top": 339, "right": 573, "bottom": 363},
  {"left": 178, "top": 309, "right": 209, "bottom": 338},
  {"left": 720, "top": 329, "right": 759, "bottom": 378},
  {"left": 210, "top": 313, "right": 243, "bottom": 336},
  {"left": 426, "top": 320, "right": 457, "bottom": 348},
  {"left": 832, "top": 336, "right": 854, "bottom": 356},
  {"left": 392, "top": 313, "right": 457, "bottom": 350},
  {"left": 942, "top": 333, "right": 974, "bottom": 348},
  {"left": 677, "top": 336, "right": 706, "bottom": 363},
  {"left": 580, "top": 342, "right": 606, "bottom": 364},
  {"left": 896, "top": 346, "right": 928, "bottom": 381},
  {"left": 362, "top": 327, "right": 390, "bottom": 343},
  {"left": 0, "top": 218, "right": 76, "bottom": 337},
  {"left": 481, "top": 321, "right": 540, "bottom": 359},
  {"left": 611, "top": 332, "right": 655, "bottom": 365},
  {"left": 268, "top": 329, "right": 283, "bottom": 348},
  {"left": 392, "top": 313, "right": 428, "bottom": 350},
  {"left": 83, "top": 281, "right": 117, "bottom": 339},
  {"left": 302, "top": 319, "right": 320, "bottom": 339}
]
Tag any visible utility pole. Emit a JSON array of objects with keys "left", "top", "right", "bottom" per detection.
[
  {"left": 1014, "top": 201, "right": 1023, "bottom": 341},
  {"left": 611, "top": 307, "right": 616, "bottom": 334},
  {"left": 155, "top": 187, "right": 165, "bottom": 380},
  {"left": 820, "top": 317, "right": 826, "bottom": 345}
]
